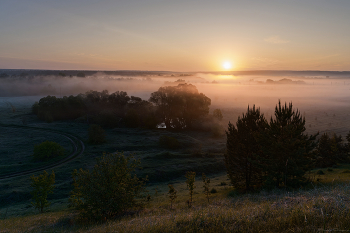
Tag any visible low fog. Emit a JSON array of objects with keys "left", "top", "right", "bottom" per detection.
[{"left": 1, "top": 71, "right": 350, "bottom": 136}]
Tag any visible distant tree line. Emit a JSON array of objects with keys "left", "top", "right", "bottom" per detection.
[
  {"left": 225, "top": 101, "right": 350, "bottom": 192},
  {"left": 32, "top": 83, "right": 212, "bottom": 130}
]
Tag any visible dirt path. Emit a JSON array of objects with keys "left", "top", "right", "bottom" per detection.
[{"left": 0, "top": 124, "right": 85, "bottom": 180}]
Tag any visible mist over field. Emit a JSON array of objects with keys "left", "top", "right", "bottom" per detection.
[
  {"left": 1, "top": 71, "right": 350, "bottom": 107},
  {"left": 1, "top": 70, "right": 350, "bottom": 137}
]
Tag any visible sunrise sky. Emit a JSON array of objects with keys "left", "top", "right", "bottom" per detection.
[{"left": 1, "top": 0, "right": 350, "bottom": 71}]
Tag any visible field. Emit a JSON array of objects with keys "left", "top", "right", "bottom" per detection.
[{"left": 1, "top": 79, "right": 350, "bottom": 231}]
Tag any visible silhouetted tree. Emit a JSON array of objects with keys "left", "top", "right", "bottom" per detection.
[
  {"left": 315, "top": 133, "right": 348, "bottom": 168},
  {"left": 225, "top": 105, "right": 267, "bottom": 191},
  {"left": 149, "top": 83, "right": 211, "bottom": 129},
  {"left": 258, "top": 101, "right": 317, "bottom": 188}
]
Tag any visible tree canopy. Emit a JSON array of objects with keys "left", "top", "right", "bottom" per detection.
[{"left": 149, "top": 83, "right": 211, "bottom": 129}]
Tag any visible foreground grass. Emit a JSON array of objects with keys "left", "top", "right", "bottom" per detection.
[{"left": 2, "top": 183, "right": 350, "bottom": 232}]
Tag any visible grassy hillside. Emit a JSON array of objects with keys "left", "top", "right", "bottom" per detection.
[{"left": 1, "top": 180, "right": 350, "bottom": 232}]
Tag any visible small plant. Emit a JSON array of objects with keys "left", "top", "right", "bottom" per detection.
[
  {"left": 168, "top": 184, "right": 177, "bottom": 209},
  {"left": 210, "top": 188, "right": 218, "bottom": 193},
  {"left": 220, "top": 182, "right": 227, "bottom": 186},
  {"left": 317, "top": 170, "right": 325, "bottom": 175},
  {"left": 185, "top": 171, "right": 196, "bottom": 208},
  {"left": 30, "top": 170, "right": 55, "bottom": 213},
  {"left": 327, "top": 168, "right": 333, "bottom": 172},
  {"left": 202, "top": 173, "right": 211, "bottom": 203},
  {"left": 32, "top": 141, "right": 65, "bottom": 160},
  {"left": 342, "top": 170, "right": 350, "bottom": 173},
  {"left": 88, "top": 124, "right": 106, "bottom": 144},
  {"left": 159, "top": 135, "right": 180, "bottom": 149}
]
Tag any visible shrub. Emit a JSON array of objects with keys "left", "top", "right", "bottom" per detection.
[
  {"left": 159, "top": 135, "right": 180, "bottom": 149},
  {"left": 220, "top": 182, "right": 227, "bottom": 186},
  {"left": 30, "top": 170, "right": 55, "bottom": 213},
  {"left": 69, "top": 152, "right": 147, "bottom": 220},
  {"left": 317, "top": 170, "right": 325, "bottom": 175},
  {"left": 327, "top": 168, "right": 333, "bottom": 172},
  {"left": 210, "top": 188, "right": 217, "bottom": 193},
  {"left": 88, "top": 124, "right": 106, "bottom": 144},
  {"left": 185, "top": 171, "right": 196, "bottom": 208},
  {"left": 32, "top": 141, "right": 65, "bottom": 160},
  {"left": 168, "top": 184, "right": 177, "bottom": 209}
]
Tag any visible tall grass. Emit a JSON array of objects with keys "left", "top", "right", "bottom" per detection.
[{"left": 2, "top": 183, "right": 350, "bottom": 232}]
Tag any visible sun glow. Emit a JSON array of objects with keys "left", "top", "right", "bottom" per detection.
[{"left": 223, "top": 61, "right": 232, "bottom": 70}]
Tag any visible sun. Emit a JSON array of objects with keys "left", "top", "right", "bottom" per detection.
[{"left": 222, "top": 61, "right": 232, "bottom": 70}]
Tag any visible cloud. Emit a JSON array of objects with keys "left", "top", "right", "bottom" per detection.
[{"left": 264, "top": 36, "right": 290, "bottom": 44}]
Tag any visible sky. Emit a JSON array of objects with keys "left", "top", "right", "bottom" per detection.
[{"left": 1, "top": 0, "right": 350, "bottom": 71}]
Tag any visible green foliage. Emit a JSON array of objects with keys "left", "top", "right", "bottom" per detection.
[
  {"left": 315, "top": 133, "right": 348, "bottom": 168},
  {"left": 30, "top": 170, "right": 55, "bottom": 213},
  {"left": 149, "top": 83, "right": 211, "bottom": 129},
  {"left": 185, "top": 171, "right": 196, "bottom": 208},
  {"left": 202, "top": 173, "right": 210, "bottom": 203},
  {"left": 258, "top": 101, "right": 318, "bottom": 189},
  {"left": 88, "top": 124, "right": 106, "bottom": 144},
  {"left": 69, "top": 152, "right": 147, "bottom": 220},
  {"left": 225, "top": 105, "right": 267, "bottom": 191},
  {"left": 167, "top": 184, "right": 177, "bottom": 209},
  {"left": 159, "top": 135, "right": 180, "bottom": 149},
  {"left": 213, "top": 109, "right": 223, "bottom": 121},
  {"left": 32, "top": 141, "right": 65, "bottom": 161}
]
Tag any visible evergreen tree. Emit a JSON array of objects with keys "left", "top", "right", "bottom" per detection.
[
  {"left": 258, "top": 101, "right": 317, "bottom": 188},
  {"left": 224, "top": 105, "right": 267, "bottom": 191},
  {"left": 315, "top": 133, "right": 348, "bottom": 168}
]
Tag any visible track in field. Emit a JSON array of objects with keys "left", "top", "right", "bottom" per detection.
[{"left": 0, "top": 124, "right": 85, "bottom": 180}]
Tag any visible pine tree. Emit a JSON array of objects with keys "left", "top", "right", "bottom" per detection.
[
  {"left": 224, "top": 105, "right": 267, "bottom": 191},
  {"left": 258, "top": 101, "right": 317, "bottom": 188}
]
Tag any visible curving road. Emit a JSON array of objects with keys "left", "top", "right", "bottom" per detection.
[{"left": 0, "top": 124, "right": 85, "bottom": 180}]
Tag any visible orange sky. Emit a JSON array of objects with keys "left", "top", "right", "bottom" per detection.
[{"left": 1, "top": 1, "right": 350, "bottom": 71}]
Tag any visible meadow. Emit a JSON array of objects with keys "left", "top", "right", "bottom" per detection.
[{"left": 1, "top": 73, "right": 350, "bottom": 231}]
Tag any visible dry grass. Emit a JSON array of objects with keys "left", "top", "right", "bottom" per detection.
[{"left": 2, "top": 183, "right": 350, "bottom": 232}]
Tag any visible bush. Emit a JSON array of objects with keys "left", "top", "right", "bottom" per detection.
[
  {"left": 210, "top": 188, "right": 217, "bottom": 193},
  {"left": 317, "top": 170, "right": 325, "bottom": 175},
  {"left": 69, "top": 152, "right": 147, "bottom": 220},
  {"left": 159, "top": 135, "right": 180, "bottom": 149},
  {"left": 32, "top": 141, "right": 65, "bottom": 160},
  {"left": 88, "top": 124, "right": 106, "bottom": 144}
]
